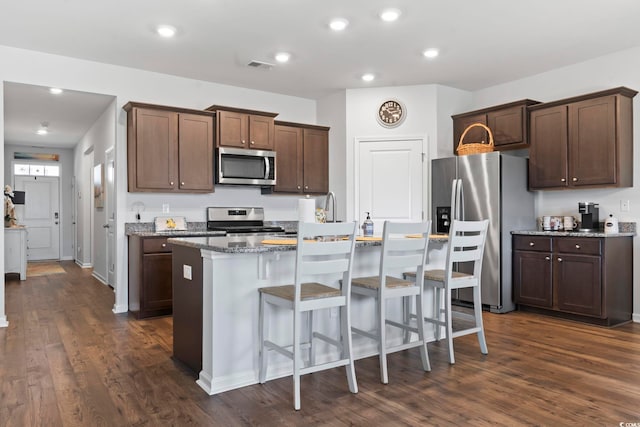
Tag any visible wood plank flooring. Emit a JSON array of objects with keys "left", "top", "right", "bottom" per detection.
[{"left": 1, "top": 261, "right": 639, "bottom": 426}]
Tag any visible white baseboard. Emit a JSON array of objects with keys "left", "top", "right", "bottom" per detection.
[
  {"left": 112, "top": 304, "right": 128, "bottom": 314},
  {"left": 60, "top": 256, "right": 74, "bottom": 261},
  {"left": 0, "top": 316, "right": 8, "bottom": 328},
  {"left": 92, "top": 272, "right": 107, "bottom": 285},
  {"left": 75, "top": 259, "right": 93, "bottom": 269},
  {"left": 632, "top": 313, "right": 640, "bottom": 323}
]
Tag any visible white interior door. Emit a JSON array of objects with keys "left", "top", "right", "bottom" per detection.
[
  {"left": 14, "top": 175, "right": 60, "bottom": 261},
  {"left": 105, "top": 148, "right": 116, "bottom": 286},
  {"left": 357, "top": 139, "right": 424, "bottom": 231}
]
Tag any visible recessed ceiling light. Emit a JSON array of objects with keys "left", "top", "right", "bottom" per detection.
[
  {"left": 361, "top": 73, "right": 375, "bottom": 82},
  {"left": 156, "top": 25, "right": 177, "bottom": 38},
  {"left": 329, "top": 18, "right": 349, "bottom": 31},
  {"left": 275, "top": 52, "right": 291, "bottom": 63},
  {"left": 49, "top": 87, "right": 63, "bottom": 95},
  {"left": 36, "top": 121, "right": 49, "bottom": 135},
  {"left": 423, "top": 48, "right": 440, "bottom": 58},
  {"left": 380, "top": 8, "right": 401, "bottom": 22}
]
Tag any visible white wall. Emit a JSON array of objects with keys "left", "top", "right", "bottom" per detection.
[
  {"left": 318, "top": 90, "right": 347, "bottom": 221},
  {"left": 73, "top": 99, "right": 116, "bottom": 281},
  {"left": 3, "top": 144, "right": 75, "bottom": 260},
  {"left": 471, "top": 45, "right": 640, "bottom": 320},
  {"left": 344, "top": 84, "right": 471, "bottom": 225},
  {"left": 0, "top": 44, "right": 318, "bottom": 318}
]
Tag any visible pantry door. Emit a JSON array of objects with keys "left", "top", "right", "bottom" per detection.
[
  {"left": 14, "top": 175, "right": 61, "bottom": 260},
  {"left": 356, "top": 138, "right": 424, "bottom": 230}
]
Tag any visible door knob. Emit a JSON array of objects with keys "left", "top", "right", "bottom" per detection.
[{"left": 103, "top": 224, "right": 110, "bottom": 228}]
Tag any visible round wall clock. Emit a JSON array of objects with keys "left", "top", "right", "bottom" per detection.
[{"left": 377, "top": 99, "right": 406, "bottom": 128}]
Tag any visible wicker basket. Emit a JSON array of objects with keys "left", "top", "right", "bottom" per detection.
[{"left": 456, "top": 123, "right": 494, "bottom": 156}]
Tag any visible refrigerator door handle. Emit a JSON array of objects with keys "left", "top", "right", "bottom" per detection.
[
  {"left": 450, "top": 179, "right": 459, "bottom": 221},
  {"left": 458, "top": 178, "right": 465, "bottom": 220}
]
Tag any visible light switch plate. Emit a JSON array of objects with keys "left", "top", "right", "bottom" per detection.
[
  {"left": 621, "top": 200, "right": 630, "bottom": 212},
  {"left": 183, "top": 265, "right": 192, "bottom": 280}
]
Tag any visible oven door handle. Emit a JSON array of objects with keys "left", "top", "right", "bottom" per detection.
[{"left": 264, "top": 157, "right": 270, "bottom": 180}]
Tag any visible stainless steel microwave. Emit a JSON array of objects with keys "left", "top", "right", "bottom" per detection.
[{"left": 217, "top": 147, "right": 276, "bottom": 185}]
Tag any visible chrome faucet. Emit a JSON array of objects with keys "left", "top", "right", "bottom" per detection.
[{"left": 324, "top": 191, "right": 336, "bottom": 223}]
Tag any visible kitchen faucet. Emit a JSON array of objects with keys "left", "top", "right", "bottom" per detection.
[{"left": 324, "top": 191, "right": 336, "bottom": 223}]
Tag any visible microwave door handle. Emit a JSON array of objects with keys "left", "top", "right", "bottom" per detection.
[{"left": 264, "top": 156, "right": 270, "bottom": 180}]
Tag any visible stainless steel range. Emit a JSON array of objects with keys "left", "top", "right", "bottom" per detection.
[{"left": 206, "top": 207, "right": 285, "bottom": 236}]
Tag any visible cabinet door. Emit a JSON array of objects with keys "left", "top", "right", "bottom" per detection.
[
  {"left": 568, "top": 96, "right": 616, "bottom": 186},
  {"left": 178, "top": 113, "right": 214, "bottom": 192},
  {"left": 555, "top": 254, "right": 602, "bottom": 317},
  {"left": 248, "top": 115, "right": 274, "bottom": 150},
  {"left": 273, "top": 125, "right": 303, "bottom": 193},
  {"left": 453, "top": 113, "right": 487, "bottom": 155},
  {"left": 529, "top": 105, "right": 568, "bottom": 189},
  {"left": 302, "top": 128, "right": 329, "bottom": 194},
  {"left": 142, "top": 252, "right": 173, "bottom": 313},
  {"left": 218, "top": 110, "right": 248, "bottom": 148},
  {"left": 133, "top": 108, "right": 178, "bottom": 190},
  {"left": 487, "top": 105, "right": 525, "bottom": 149},
  {"left": 513, "top": 251, "right": 553, "bottom": 308}
]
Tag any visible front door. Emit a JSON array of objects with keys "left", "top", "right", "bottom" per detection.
[
  {"left": 357, "top": 138, "right": 424, "bottom": 230},
  {"left": 14, "top": 175, "right": 60, "bottom": 261}
]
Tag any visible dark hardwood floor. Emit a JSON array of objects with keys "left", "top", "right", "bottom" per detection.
[{"left": 1, "top": 261, "right": 639, "bottom": 426}]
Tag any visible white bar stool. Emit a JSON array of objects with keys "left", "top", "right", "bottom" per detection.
[
  {"left": 258, "top": 221, "right": 358, "bottom": 410},
  {"left": 350, "top": 220, "right": 432, "bottom": 384}
]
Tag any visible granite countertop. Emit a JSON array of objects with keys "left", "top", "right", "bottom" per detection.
[
  {"left": 512, "top": 230, "right": 635, "bottom": 238},
  {"left": 168, "top": 234, "right": 449, "bottom": 254}
]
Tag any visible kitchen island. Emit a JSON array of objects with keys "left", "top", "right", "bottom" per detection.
[{"left": 168, "top": 234, "right": 448, "bottom": 396}]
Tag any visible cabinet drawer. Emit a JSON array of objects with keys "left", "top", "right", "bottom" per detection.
[
  {"left": 513, "top": 235, "right": 552, "bottom": 252},
  {"left": 556, "top": 238, "right": 601, "bottom": 255},
  {"left": 143, "top": 238, "right": 171, "bottom": 253}
]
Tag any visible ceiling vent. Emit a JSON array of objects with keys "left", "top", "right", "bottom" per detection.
[{"left": 247, "top": 60, "right": 274, "bottom": 70}]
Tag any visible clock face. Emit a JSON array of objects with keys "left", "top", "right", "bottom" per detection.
[{"left": 377, "top": 99, "right": 406, "bottom": 128}]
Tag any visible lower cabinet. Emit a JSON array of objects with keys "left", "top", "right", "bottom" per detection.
[
  {"left": 513, "top": 234, "right": 632, "bottom": 326},
  {"left": 128, "top": 235, "right": 173, "bottom": 318}
]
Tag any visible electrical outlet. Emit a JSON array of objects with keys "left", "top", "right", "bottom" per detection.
[
  {"left": 183, "top": 265, "right": 192, "bottom": 280},
  {"left": 620, "top": 200, "right": 630, "bottom": 212},
  {"left": 162, "top": 204, "right": 170, "bottom": 213}
]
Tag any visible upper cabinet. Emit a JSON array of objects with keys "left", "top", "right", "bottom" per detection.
[
  {"left": 270, "top": 122, "right": 329, "bottom": 194},
  {"left": 124, "top": 102, "right": 214, "bottom": 193},
  {"left": 206, "top": 105, "right": 277, "bottom": 150},
  {"left": 452, "top": 99, "right": 539, "bottom": 155},
  {"left": 528, "top": 87, "right": 637, "bottom": 190}
]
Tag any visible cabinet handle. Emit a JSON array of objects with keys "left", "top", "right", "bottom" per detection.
[
  {"left": 304, "top": 185, "right": 308, "bottom": 190},
  {"left": 561, "top": 178, "right": 566, "bottom": 182},
  {"left": 181, "top": 182, "right": 185, "bottom": 186},
  {"left": 572, "top": 177, "right": 578, "bottom": 182},
  {"left": 242, "top": 139, "right": 246, "bottom": 144},
  {"left": 545, "top": 256, "right": 550, "bottom": 261},
  {"left": 575, "top": 244, "right": 580, "bottom": 249},
  {"left": 297, "top": 185, "right": 301, "bottom": 190},
  {"left": 170, "top": 181, "right": 174, "bottom": 186},
  {"left": 557, "top": 257, "right": 563, "bottom": 262},
  {"left": 529, "top": 242, "right": 535, "bottom": 246},
  {"left": 250, "top": 141, "right": 255, "bottom": 145},
  {"left": 161, "top": 243, "right": 167, "bottom": 248}
]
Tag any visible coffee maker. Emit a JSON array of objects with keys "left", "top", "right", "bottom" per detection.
[{"left": 578, "top": 202, "right": 600, "bottom": 231}]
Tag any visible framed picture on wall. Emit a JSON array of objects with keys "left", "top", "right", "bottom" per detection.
[{"left": 94, "top": 163, "right": 104, "bottom": 209}]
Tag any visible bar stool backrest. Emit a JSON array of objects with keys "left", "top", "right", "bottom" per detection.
[{"left": 445, "top": 219, "right": 489, "bottom": 284}]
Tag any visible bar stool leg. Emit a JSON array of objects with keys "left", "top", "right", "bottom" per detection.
[
  {"left": 341, "top": 303, "right": 358, "bottom": 393},
  {"left": 434, "top": 287, "right": 442, "bottom": 341},
  {"left": 474, "top": 286, "right": 488, "bottom": 355},
  {"left": 309, "top": 310, "right": 315, "bottom": 366},
  {"left": 445, "top": 288, "right": 455, "bottom": 365},
  {"left": 378, "top": 297, "right": 389, "bottom": 384},
  {"left": 415, "top": 292, "right": 431, "bottom": 372},
  {"left": 293, "top": 309, "right": 302, "bottom": 410},
  {"left": 258, "top": 294, "right": 268, "bottom": 384}
]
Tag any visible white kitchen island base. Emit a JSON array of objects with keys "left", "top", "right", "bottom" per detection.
[{"left": 169, "top": 235, "right": 447, "bottom": 396}]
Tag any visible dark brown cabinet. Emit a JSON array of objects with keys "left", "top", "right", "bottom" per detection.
[
  {"left": 513, "top": 234, "right": 632, "bottom": 326},
  {"left": 528, "top": 87, "right": 637, "bottom": 190},
  {"left": 452, "top": 99, "right": 539, "bottom": 155},
  {"left": 207, "top": 105, "right": 277, "bottom": 150},
  {"left": 125, "top": 102, "right": 214, "bottom": 193},
  {"left": 271, "top": 122, "right": 329, "bottom": 194},
  {"left": 128, "top": 235, "right": 173, "bottom": 319}
]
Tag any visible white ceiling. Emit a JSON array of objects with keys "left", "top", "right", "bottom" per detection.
[{"left": 2, "top": 0, "right": 640, "bottom": 148}]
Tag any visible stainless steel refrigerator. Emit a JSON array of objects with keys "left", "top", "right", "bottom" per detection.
[{"left": 431, "top": 151, "right": 534, "bottom": 313}]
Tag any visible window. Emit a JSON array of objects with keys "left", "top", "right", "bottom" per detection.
[{"left": 14, "top": 163, "right": 60, "bottom": 177}]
